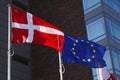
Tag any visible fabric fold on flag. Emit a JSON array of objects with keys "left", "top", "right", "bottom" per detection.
[
  {"left": 12, "top": 7, "right": 64, "bottom": 52},
  {"left": 61, "top": 34, "right": 106, "bottom": 68}
]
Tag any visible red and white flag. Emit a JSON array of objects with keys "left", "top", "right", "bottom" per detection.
[
  {"left": 97, "top": 67, "right": 116, "bottom": 80},
  {"left": 12, "top": 8, "right": 64, "bottom": 52}
]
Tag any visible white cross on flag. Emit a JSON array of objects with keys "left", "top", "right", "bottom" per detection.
[{"left": 12, "top": 7, "right": 64, "bottom": 52}]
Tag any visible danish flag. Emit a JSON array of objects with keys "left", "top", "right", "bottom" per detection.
[{"left": 12, "top": 8, "right": 64, "bottom": 52}]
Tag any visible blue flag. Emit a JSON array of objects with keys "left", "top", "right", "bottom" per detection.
[{"left": 62, "top": 34, "right": 106, "bottom": 68}]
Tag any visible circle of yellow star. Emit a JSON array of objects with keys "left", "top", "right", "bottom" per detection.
[
  {"left": 93, "top": 50, "right": 96, "bottom": 53},
  {"left": 82, "top": 59, "right": 86, "bottom": 62},
  {"left": 91, "top": 44, "right": 94, "bottom": 47},
  {"left": 88, "top": 59, "right": 91, "bottom": 62},
  {"left": 73, "top": 43, "right": 76, "bottom": 46},
  {"left": 76, "top": 40, "right": 79, "bottom": 43},
  {"left": 72, "top": 48, "right": 75, "bottom": 50},
  {"left": 92, "top": 55, "right": 95, "bottom": 58},
  {"left": 73, "top": 52, "right": 76, "bottom": 55}
]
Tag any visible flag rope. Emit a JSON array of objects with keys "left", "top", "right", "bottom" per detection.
[{"left": 62, "top": 64, "right": 65, "bottom": 73}]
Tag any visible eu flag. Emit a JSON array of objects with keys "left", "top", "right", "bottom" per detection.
[{"left": 62, "top": 34, "right": 106, "bottom": 68}]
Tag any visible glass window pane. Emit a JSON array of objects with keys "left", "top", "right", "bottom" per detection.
[
  {"left": 92, "top": 68, "right": 98, "bottom": 80},
  {"left": 112, "top": 51, "right": 119, "bottom": 70},
  {"left": 87, "top": 17, "right": 106, "bottom": 41},
  {"left": 106, "top": 15, "right": 120, "bottom": 42},
  {"left": 111, "top": 47, "right": 120, "bottom": 74},
  {"left": 104, "top": 50, "right": 112, "bottom": 69},
  {"left": 106, "top": 18, "right": 113, "bottom": 35},
  {"left": 115, "top": 70, "right": 120, "bottom": 75},
  {"left": 82, "top": 0, "right": 101, "bottom": 13},
  {"left": 103, "top": 0, "right": 120, "bottom": 15},
  {"left": 118, "top": 53, "right": 120, "bottom": 66},
  {"left": 93, "top": 76, "right": 98, "bottom": 80},
  {"left": 113, "top": 24, "right": 120, "bottom": 40},
  {"left": 92, "top": 68, "right": 97, "bottom": 76}
]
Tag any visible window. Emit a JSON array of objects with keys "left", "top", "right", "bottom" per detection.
[
  {"left": 92, "top": 68, "right": 97, "bottom": 80},
  {"left": 104, "top": 50, "right": 112, "bottom": 69},
  {"left": 86, "top": 17, "right": 106, "bottom": 42},
  {"left": 103, "top": 0, "right": 120, "bottom": 15},
  {"left": 106, "top": 16, "right": 120, "bottom": 42},
  {"left": 111, "top": 47, "right": 120, "bottom": 75},
  {"left": 82, "top": 0, "right": 101, "bottom": 13}
]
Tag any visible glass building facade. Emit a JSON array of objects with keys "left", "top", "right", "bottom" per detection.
[{"left": 82, "top": 0, "right": 120, "bottom": 79}]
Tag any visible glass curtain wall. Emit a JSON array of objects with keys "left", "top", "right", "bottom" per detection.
[{"left": 82, "top": 0, "right": 120, "bottom": 79}]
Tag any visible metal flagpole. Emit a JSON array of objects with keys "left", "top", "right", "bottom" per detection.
[
  {"left": 97, "top": 68, "right": 102, "bottom": 80},
  {"left": 57, "top": 35, "right": 63, "bottom": 80},
  {"left": 58, "top": 52, "right": 63, "bottom": 80},
  {"left": 7, "top": 4, "right": 11, "bottom": 80}
]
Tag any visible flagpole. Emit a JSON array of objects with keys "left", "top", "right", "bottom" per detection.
[
  {"left": 57, "top": 36, "right": 63, "bottom": 80},
  {"left": 7, "top": 4, "right": 11, "bottom": 80},
  {"left": 97, "top": 68, "right": 103, "bottom": 80},
  {"left": 58, "top": 52, "right": 63, "bottom": 80}
]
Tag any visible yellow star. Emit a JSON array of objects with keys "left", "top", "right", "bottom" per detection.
[
  {"left": 92, "top": 55, "right": 95, "bottom": 58},
  {"left": 73, "top": 43, "right": 76, "bottom": 46},
  {"left": 82, "top": 59, "right": 86, "bottom": 62},
  {"left": 75, "top": 40, "right": 79, "bottom": 43},
  {"left": 72, "top": 48, "right": 75, "bottom": 50},
  {"left": 88, "top": 59, "right": 91, "bottom": 62},
  {"left": 91, "top": 44, "right": 94, "bottom": 47},
  {"left": 73, "top": 52, "right": 76, "bottom": 55},
  {"left": 93, "top": 50, "right": 96, "bottom": 53}
]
